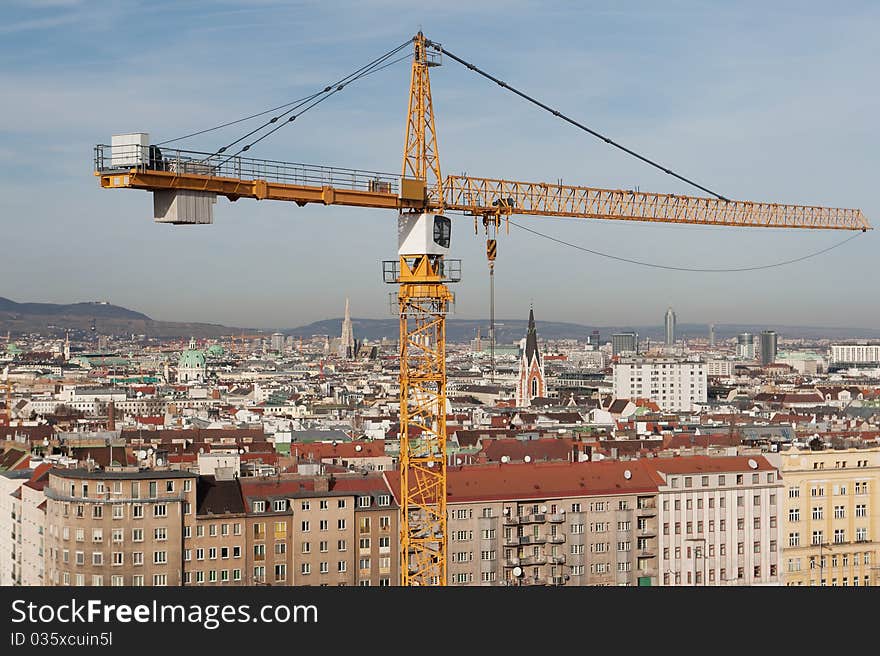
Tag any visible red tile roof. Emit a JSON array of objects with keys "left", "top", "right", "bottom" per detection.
[
  {"left": 290, "top": 441, "right": 386, "bottom": 461},
  {"left": 385, "top": 459, "right": 660, "bottom": 503},
  {"left": 24, "top": 462, "right": 52, "bottom": 491},
  {"left": 650, "top": 455, "right": 777, "bottom": 475},
  {"left": 481, "top": 438, "right": 576, "bottom": 463}
]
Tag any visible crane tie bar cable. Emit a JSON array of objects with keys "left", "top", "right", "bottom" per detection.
[
  {"left": 208, "top": 40, "right": 413, "bottom": 165},
  {"left": 509, "top": 219, "right": 863, "bottom": 272},
  {"left": 426, "top": 39, "right": 730, "bottom": 202}
]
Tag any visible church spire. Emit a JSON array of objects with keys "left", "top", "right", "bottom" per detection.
[{"left": 525, "top": 304, "right": 540, "bottom": 367}]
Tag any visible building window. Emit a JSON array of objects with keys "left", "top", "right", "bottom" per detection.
[
  {"left": 153, "top": 504, "right": 167, "bottom": 518},
  {"left": 789, "top": 508, "right": 800, "bottom": 522},
  {"left": 338, "top": 561, "right": 347, "bottom": 573},
  {"left": 338, "top": 519, "right": 346, "bottom": 530},
  {"left": 338, "top": 499, "right": 346, "bottom": 509},
  {"left": 338, "top": 540, "right": 347, "bottom": 552},
  {"left": 153, "top": 551, "right": 167, "bottom": 565},
  {"left": 320, "top": 562, "right": 329, "bottom": 574},
  {"left": 812, "top": 507, "right": 823, "bottom": 520},
  {"left": 275, "top": 564, "right": 286, "bottom": 582},
  {"left": 253, "top": 501, "right": 266, "bottom": 513},
  {"left": 274, "top": 500, "right": 287, "bottom": 512}
]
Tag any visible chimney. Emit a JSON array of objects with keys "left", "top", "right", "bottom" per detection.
[
  {"left": 314, "top": 475, "right": 330, "bottom": 493},
  {"left": 610, "top": 447, "right": 618, "bottom": 460},
  {"left": 108, "top": 401, "right": 115, "bottom": 432}
]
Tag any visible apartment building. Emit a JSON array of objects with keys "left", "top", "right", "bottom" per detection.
[
  {"left": 777, "top": 447, "right": 880, "bottom": 586},
  {"left": 387, "top": 460, "right": 661, "bottom": 587},
  {"left": 0, "top": 468, "right": 31, "bottom": 586},
  {"left": 613, "top": 358, "right": 707, "bottom": 412},
  {"left": 19, "top": 466, "right": 49, "bottom": 585},
  {"left": 186, "top": 475, "right": 248, "bottom": 586},
  {"left": 655, "top": 456, "right": 783, "bottom": 586},
  {"left": 44, "top": 468, "right": 198, "bottom": 587},
  {"left": 338, "top": 477, "right": 398, "bottom": 587},
  {"left": 238, "top": 473, "right": 398, "bottom": 587},
  {"left": 238, "top": 478, "right": 298, "bottom": 586}
]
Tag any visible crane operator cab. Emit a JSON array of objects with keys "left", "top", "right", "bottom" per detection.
[
  {"left": 398, "top": 211, "right": 451, "bottom": 256},
  {"left": 396, "top": 211, "right": 460, "bottom": 283}
]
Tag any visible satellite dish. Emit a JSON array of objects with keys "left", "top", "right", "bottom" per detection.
[
  {"left": 198, "top": 447, "right": 204, "bottom": 454},
  {"left": 501, "top": 455, "right": 510, "bottom": 463},
  {"left": 239, "top": 449, "right": 245, "bottom": 454},
  {"left": 43, "top": 438, "right": 49, "bottom": 446},
  {"left": 539, "top": 504, "right": 547, "bottom": 513},
  {"left": 513, "top": 566, "right": 523, "bottom": 577},
  {"left": 524, "top": 455, "right": 532, "bottom": 463},
  {"left": 624, "top": 469, "right": 632, "bottom": 480},
  {"left": 355, "top": 444, "right": 363, "bottom": 452},
  {"left": 137, "top": 450, "right": 147, "bottom": 459},
  {"left": 147, "top": 448, "right": 154, "bottom": 455},
  {"left": 455, "top": 458, "right": 462, "bottom": 465},
  {"left": 427, "top": 461, "right": 435, "bottom": 468},
  {"left": 748, "top": 458, "right": 758, "bottom": 470}
]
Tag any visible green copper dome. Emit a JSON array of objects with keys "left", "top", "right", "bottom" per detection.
[
  {"left": 178, "top": 349, "right": 206, "bottom": 369},
  {"left": 207, "top": 345, "right": 225, "bottom": 357}
]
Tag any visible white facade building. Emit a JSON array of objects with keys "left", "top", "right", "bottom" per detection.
[
  {"left": 19, "top": 477, "right": 47, "bottom": 586},
  {"left": 612, "top": 358, "right": 707, "bottom": 412},
  {"left": 655, "top": 456, "right": 783, "bottom": 586},
  {"left": 0, "top": 470, "right": 29, "bottom": 586},
  {"left": 707, "top": 360, "right": 735, "bottom": 377},
  {"left": 831, "top": 344, "right": 880, "bottom": 365}
]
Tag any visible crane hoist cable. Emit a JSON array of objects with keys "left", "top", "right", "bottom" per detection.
[
  {"left": 425, "top": 39, "right": 730, "bottom": 202},
  {"left": 509, "top": 219, "right": 864, "bottom": 272},
  {"left": 209, "top": 39, "right": 413, "bottom": 165}
]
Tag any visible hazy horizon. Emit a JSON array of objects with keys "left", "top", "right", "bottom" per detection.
[{"left": 2, "top": 1, "right": 877, "bottom": 330}]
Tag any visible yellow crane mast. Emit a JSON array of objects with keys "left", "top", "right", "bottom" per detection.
[{"left": 92, "top": 32, "right": 871, "bottom": 587}]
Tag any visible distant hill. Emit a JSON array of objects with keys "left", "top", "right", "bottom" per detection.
[
  {"left": 0, "top": 297, "right": 241, "bottom": 339},
  {"left": 0, "top": 297, "right": 150, "bottom": 320},
  {"left": 284, "top": 318, "right": 880, "bottom": 343},
  {"left": 2, "top": 296, "right": 876, "bottom": 341}
]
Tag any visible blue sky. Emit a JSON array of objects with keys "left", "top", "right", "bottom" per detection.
[{"left": 1, "top": 0, "right": 877, "bottom": 331}]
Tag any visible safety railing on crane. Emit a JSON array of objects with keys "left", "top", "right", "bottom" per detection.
[{"left": 94, "top": 143, "right": 400, "bottom": 195}]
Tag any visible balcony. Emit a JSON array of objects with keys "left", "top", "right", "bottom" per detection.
[
  {"left": 636, "top": 505, "right": 657, "bottom": 517},
  {"left": 637, "top": 527, "right": 657, "bottom": 537},
  {"left": 520, "top": 555, "right": 547, "bottom": 567},
  {"left": 504, "top": 558, "right": 520, "bottom": 568},
  {"left": 548, "top": 535, "right": 565, "bottom": 544},
  {"left": 550, "top": 555, "right": 566, "bottom": 565},
  {"left": 637, "top": 549, "right": 656, "bottom": 558},
  {"left": 549, "top": 513, "right": 566, "bottom": 523},
  {"left": 551, "top": 576, "right": 567, "bottom": 586}
]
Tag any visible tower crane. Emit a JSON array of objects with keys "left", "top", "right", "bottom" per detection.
[{"left": 93, "top": 32, "right": 871, "bottom": 587}]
